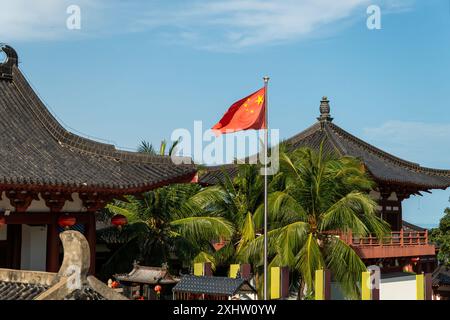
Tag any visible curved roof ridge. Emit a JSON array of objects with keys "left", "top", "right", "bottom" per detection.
[
  {"left": 284, "top": 121, "right": 322, "bottom": 146},
  {"left": 327, "top": 121, "right": 450, "bottom": 177},
  {"left": 12, "top": 66, "right": 191, "bottom": 165}
]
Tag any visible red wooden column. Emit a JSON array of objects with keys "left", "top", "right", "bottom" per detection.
[
  {"left": 46, "top": 213, "right": 60, "bottom": 272},
  {"left": 84, "top": 211, "right": 96, "bottom": 275}
]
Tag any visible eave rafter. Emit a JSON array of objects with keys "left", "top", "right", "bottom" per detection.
[
  {"left": 41, "top": 191, "right": 73, "bottom": 212},
  {"left": 5, "top": 189, "right": 39, "bottom": 212}
]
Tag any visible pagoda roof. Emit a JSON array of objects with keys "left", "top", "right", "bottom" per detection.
[
  {"left": 200, "top": 97, "right": 450, "bottom": 191},
  {"left": 114, "top": 264, "right": 179, "bottom": 285},
  {"left": 0, "top": 45, "right": 196, "bottom": 194}
]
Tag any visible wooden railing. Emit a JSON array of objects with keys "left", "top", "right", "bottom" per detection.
[{"left": 339, "top": 230, "right": 429, "bottom": 247}]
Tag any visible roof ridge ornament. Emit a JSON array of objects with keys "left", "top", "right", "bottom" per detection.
[
  {"left": 0, "top": 44, "right": 18, "bottom": 80},
  {"left": 317, "top": 96, "right": 333, "bottom": 122}
]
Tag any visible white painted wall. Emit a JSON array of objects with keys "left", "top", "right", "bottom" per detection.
[
  {"left": 20, "top": 225, "right": 47, "bottom": 271},
  {"left": 380, "top": 275, "right": 416, "bottom": 300}
]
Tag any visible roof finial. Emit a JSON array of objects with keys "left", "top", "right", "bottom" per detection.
[
  {"left": 0, "top": 44, "right": 18, "bottom": 80},
  {"left": 318, "top": 96, "right": 333, "bottom": 122}
]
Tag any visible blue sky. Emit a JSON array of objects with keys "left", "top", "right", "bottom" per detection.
[{"left": 1, "top": 0, "right": 449, "bottom": 227}]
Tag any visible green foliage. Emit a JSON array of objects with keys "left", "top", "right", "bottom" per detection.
[
  {"left": 100, "top": 142, "right": 390, "bottom": 299},
  {"left": 240, "top": 145, "right": 390, "bottom": 299},
  {"left": 98, "top": 183, "right": 234, "bottom": 278},
  {"left": 188, "top": 164, "right": 265, "bottom": 267},
  {"left": 430, "top": 202, "right": 450, "bottom": 266}
]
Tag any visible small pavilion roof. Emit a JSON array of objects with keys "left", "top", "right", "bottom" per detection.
[
  {"left": 172, "top": 275, "right": 256, "bottom": 296},
  {"left": 114, "top": 264, "right": 179, "bottom": 285},
  {"left": 0, "top": 45, "right": 196, "bottom": 194},
  {"left": 432, "top": 265, "right": 450, "bottom": 287},
  {"left": 200, "top": 97, "right": 450, "bottom": 191}
]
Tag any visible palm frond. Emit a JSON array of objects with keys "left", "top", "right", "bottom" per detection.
[
  {"left": 324, "top": 237, "right": 367, "bottom": 299},
  {"left": 319, "top": 192, "right": 376, "bottom": 236},
  {"left": 236, "top": 212, "right": 255, "bottom": 254},
  {"left": 276, "top": 221, "right": 309, "bottom": 267},
  {"left": 170, "top": 216, "right": 235, "bottom": 243},
  {"left": 105, "top": 204, "right": 141, "bottom": 223},
  {"left": 193, "top": 251, "right": 217, "bottom": 271},
  {"left": 295, "top": 232, "right": 324, "bottom": 294}
]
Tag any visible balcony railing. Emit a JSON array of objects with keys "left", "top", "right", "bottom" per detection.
[
  {"left": 324, "top": 230, "right": 435, "bottom": 259},
  {"left": 339, "top": 230, "right": 429, "bottom": 247}
]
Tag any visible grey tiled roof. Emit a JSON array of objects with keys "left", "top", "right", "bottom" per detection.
[
  {"left": 432, "top": 266, "right": 450, "bottom": 287},
  {"left": 285, "top": 121, "right": 450, "bottom": 189},
  {"left": 115, "top": 264, "right": 178, "bottom": 285},
  {"left": 64, "top": 287, "right": 106, "bottom": 300},
  {"left": 198, "top": 164, "right": 239, "bottom": 186},
  {"left": 200, "top": 120, "right": 450, "bottom": 190},
  {"left": 0, "top": 281, "right": 48, "bottom": 300},
  {"left": 0, "top": 45, "right": 196, "bottom": 193},
  {"left": 173, "top": 275, "right": 255, "bottom": 296},
  {"left": 402, "top": 220, "right": 427, "bottom": 232}
]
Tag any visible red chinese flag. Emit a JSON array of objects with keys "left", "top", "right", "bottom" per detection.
[{"left": 212, "top": 87, "right": 266, "bottom": 135}]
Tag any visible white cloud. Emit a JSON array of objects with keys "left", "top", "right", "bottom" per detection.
[
  {"left": 0, "top": 0, "right": 100, "bottom": 41},
  {"left": 0, "top": 0, "right": 414, "bottom": 50},
  {"left": 362, "top": 120, "right": 450, "bottom": 169},
  {"left": 137, "top": 0, "right": 371, "bottom": 50}
]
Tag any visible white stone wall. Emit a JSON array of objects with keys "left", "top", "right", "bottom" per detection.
[{"left": 379, "top": 275, "right": 416, "bottom": 300}]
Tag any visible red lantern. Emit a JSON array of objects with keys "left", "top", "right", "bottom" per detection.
[
  {"left": 411, "top": 257, "right": 420, "bottom": 263},
  {"left": 111, "top": 214, "right": 127, "bottom": 229},
  {"left": 58, "top": 215, "right": 76, "bottom": 229},
  {"left": 0, "top": 216, "right": 5, "bottom": 228},
  {"left": 154, "top": 285, "right": 162, "bottom": 293}
]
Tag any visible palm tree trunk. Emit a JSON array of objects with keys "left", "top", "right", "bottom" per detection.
[{"left": 297, "top": 278, "right": 306, "bottom": 300}]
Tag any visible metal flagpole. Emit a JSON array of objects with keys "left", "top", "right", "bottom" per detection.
[{"left": 263, "top": 76, "right": 269, "bottom": 300}]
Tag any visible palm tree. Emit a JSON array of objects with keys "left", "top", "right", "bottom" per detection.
[
  {"left": 137, "top": 139, "right": 180, "bottom": 156},
  {"left": 187, "top": 164, "right": 265, "bottom": 269},
  {"left": 98, "top": 139, "right": 231, "bottom": 277},
  {"left": 99, "top": 183, "right": 234, "bottom": 277},
  {"left": 240, "top": 145, "right": 390, "bottom": 299}
]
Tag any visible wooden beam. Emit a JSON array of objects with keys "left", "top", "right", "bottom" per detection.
[
  {"left": 0, "top": 212, "right": 92, "bottom": 224},
  {"left": 46, "top": 213, "right": 60, "bottom": 272},
  {"left": 84, "top": 212, "right": 96, "bottom": 275}
]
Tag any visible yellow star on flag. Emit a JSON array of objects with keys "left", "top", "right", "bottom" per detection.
[{"left": 256, "top": 95, "right": 264, "bottom": 105}]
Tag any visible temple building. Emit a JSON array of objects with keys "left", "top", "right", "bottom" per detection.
[
  {"left": 200, "top": 97, "right": 450, "bottom": 273},
  {"left": 0, "top": 45, "right": 196, "bottom": 274}
]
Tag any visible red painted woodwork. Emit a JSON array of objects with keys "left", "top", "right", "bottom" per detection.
[
  {"left": 46, "top": 214, "right": 60, "bottom": 272},
  {"left": 6, "top": 190, "right": 38, "bottom": 212},
  {"left": 84, "top": 212, "right": 96, "bottom": 274},
  {"left": 325, "top": 230, "right": 435, "bottom": 259},
  {"left": 0, "top": 212, "right": 92, "bottom": 224},
  {"left": 41, "top": 191, "right": 73, "bottom": 212}
]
